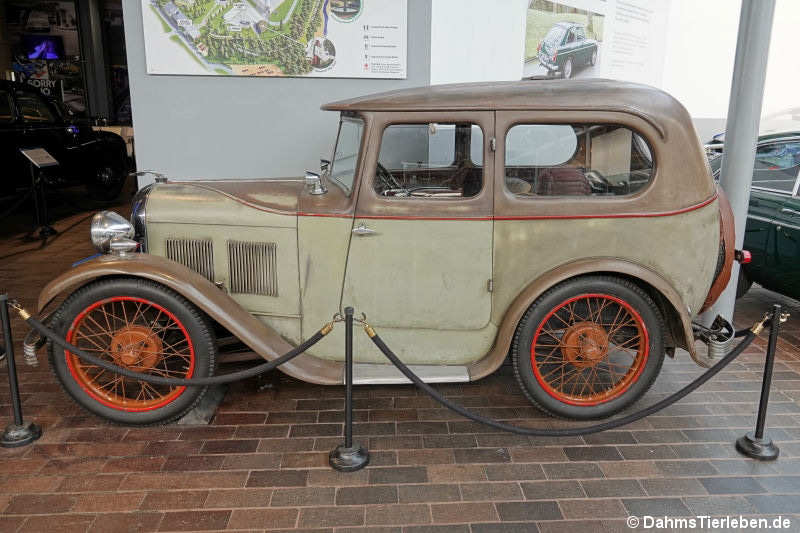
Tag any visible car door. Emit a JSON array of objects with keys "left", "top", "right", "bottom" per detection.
[
  {"left": 574, "top": 26, "right": 587, "bottom": 63},
  {"left": 342, "top": 112, "right": 494, "bottom": 337},
  {"left": 745, "top": 139, "right": 800, "bottom": 293}
]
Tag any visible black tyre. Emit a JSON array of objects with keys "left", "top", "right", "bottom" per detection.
[
  {"left": 48, "top": 278, "right": 216, "bottom": 425},
  {"left": 736, "top": 269, "right": 753, "bottom": 299},
  {"left": 512, "top": 276, "right": 665, "bottom": 420},
  {"left": 590, "top": 48, "right": 598, "bottom": 66},
  {"left": 86, "top": 160, "right": 127, "bottom": 201},
  {"left": 562, "top": 58, "right": 573, "bottom": 79}
]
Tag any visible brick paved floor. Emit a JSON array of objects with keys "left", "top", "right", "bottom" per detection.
[{"left": 0, "top": 195, "right": 799, "bottom": 532}]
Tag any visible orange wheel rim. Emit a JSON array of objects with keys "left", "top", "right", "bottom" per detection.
[
  {"left": 530, "top": 293, "right": 649, "bottom": 406},
  {"left": 65, "top": 296, "right": 195, "bottom": 412}
]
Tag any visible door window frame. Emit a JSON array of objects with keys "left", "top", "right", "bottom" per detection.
[
  {"left": 494, "top": 109, "right": 666, "bottom": 218},
  {"left": 750, "top": 138, "right": 800, "bottom": 197},
  {"left": 354, "top": 111, "right": 494, "bottom": 219}
]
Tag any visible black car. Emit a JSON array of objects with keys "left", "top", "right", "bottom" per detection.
[{"left": 0, "top": 81, "right": 129, "bottom": 201}]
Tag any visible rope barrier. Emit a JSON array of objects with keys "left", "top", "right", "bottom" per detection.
[
  {"left": 22, "top": 312, "right": 334, "bottom": 387},
  {"left": 4, "top": 299, "right": 777, "bottom": 441},
  {"left": 364, "top": 323, "right": 758, "bottom": 437}
]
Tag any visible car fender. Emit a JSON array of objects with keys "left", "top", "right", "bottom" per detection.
[
  {"left": 468, "top": 257, "right": 697, "bottom": 380},
  {"left": 39, "top": 253, "right": 343, "bottom": 385}
]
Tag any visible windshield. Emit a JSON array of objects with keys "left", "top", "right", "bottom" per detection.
[{"left": 330, "top": 117, "right": 364, "bottom": 195}]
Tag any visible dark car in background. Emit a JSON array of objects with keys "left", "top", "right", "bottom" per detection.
[
  {"left": 0, "top": 80, "right": 129, "bottom": 201},
  {"left": 708, "top": 130, "right": 800, "bottom": 299},
  {"left": 537, "top": 21, "right": 598, "bottom": 79}
]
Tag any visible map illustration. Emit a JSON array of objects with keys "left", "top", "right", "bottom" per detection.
[{"left": 142, "top": 0, "right": 407, "bottom": 78}]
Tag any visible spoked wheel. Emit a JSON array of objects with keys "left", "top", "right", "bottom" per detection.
[
  {"left": 49, "top": 278, "right": 216, "bottom": 425},
  {"left": 513, "top": 276, "right": 665, "bottom": 420}
]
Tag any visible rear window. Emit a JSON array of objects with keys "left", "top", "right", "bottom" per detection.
[
  {"left": 543, "top": 26, "right": 566, "bottom": 45},
  {"left": 505, "top": 124, "right": 654, "bottom": 197}
]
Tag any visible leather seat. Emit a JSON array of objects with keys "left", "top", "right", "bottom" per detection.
[{"left": 534, "top": 167, "right": 592, "bottom": 196}]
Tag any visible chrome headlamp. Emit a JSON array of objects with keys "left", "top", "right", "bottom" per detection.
[
  {"left": 130, "top": 183, "right": 154, "bottom": 252},
  {"left": 90, "top": 211, "right": 134, "bottom": 253}
]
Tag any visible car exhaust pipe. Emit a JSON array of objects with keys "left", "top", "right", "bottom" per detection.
[{"left": 693, "top": 315, "right": 735, "bottom": 362}]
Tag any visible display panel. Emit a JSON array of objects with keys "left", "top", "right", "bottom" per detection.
[{"left": 141, "top": 0, "right": 407, "bottom": 78}]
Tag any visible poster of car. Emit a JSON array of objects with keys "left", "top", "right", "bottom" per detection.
[
  {"left": 524, "top": 0, "right": 603, "bottom": 80},
  {"left": 141, "top": 0, "right": 407, "bottom": 78},
  {"left": 523, "top": 0, "right": 669, "bottom": 87}
]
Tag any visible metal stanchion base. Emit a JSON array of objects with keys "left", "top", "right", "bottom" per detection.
[
  {"left": 1, "top": 422, "right": 41, "bottom": 448},
  {"left": 329, "top": 444, "right": 369, "bottom": 472},
  {"left": 736, "top": 431, "right": 779, "bottom": 461}
]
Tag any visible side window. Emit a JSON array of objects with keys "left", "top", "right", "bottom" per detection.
[
  {"left": 753, "top": 142, "right": 800, "bottom": 193},
  {"left": 15, "top": 92, "right": 55, "bottom": 123},
  {"left": 576, "top": 27, "right": 585, "bottom": 40},
  {"left": 504, "top": 124, "right": 654, "bottom": 197},
  {"left": 566, "top": 29, "right": 576, "bottom": 43},
  {"left": 374, "top": 123, "right": 483, "bottom": 199},
  {"left": 0, "top": 90, "right": 14, "bottom": 122}
]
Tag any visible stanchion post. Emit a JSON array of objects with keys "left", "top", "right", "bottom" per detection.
[
  {"left": 736, "top": 303, "right": 781, "bottom": 460},
  {"left": 329, "top": 307, "right": 369, "bottom": 471},
  {"left": 0, "top": 295, "right": 41, "bottom": 448}
]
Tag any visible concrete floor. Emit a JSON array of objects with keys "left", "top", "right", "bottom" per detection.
[{"left": 0, "top": 189, "right": 799, "bottom": 532}]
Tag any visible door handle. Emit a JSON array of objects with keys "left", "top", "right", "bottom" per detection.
[
  {"left": 352, "top": 224, "right": 378, "bottom": 236},
  {"left": 780, "top": 207, "right": 800, "bottom": 217}
]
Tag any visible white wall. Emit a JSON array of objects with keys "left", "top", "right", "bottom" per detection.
[
  {"left": 429, "top": 0, "right": 528, "bottom": 85},
  {"left": 123, "top": 1, "right": 432, "bottom": 185},
  {"left": 429, "top": 0, "right": 799, "bottom": 139}
]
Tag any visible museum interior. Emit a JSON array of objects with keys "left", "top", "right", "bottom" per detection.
[{"left": 1, "top": 1, "right": 800, "bottom": 531}]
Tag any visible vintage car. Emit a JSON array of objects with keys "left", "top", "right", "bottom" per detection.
[
  {"left": 537, "top": 22, "right": 598, "bottom": 79},
  {"left": 0, "top": 80, "right": 129, "bottom": 200},
  {"left": 37, "top": 80, "right": 736, "bottom": 425},
  {"left": 708, "top": 129, "right": 800, "bottom": 299}
]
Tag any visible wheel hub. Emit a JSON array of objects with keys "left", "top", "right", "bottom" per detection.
[
  {"left": 110, "top": 325, "right": 162, "bottom": 370},
  {"left": 561, "top": 321, "right": 609, "bottom": 368}
]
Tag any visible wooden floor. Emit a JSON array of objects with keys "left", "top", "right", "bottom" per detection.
[{"left": 0, "top": 189, "right": 799, "bottom": 532}]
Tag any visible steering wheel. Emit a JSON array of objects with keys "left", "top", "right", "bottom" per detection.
[
  {"left": 376, "top": 162, "right": 403, "bottom": 192},
  {"left": 584, "top": 170, "right": 612, "bottom": 190}
]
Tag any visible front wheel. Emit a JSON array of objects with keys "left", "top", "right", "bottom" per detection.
[
  {"left": 48, "top": 278, "right": 216, "bottom": 425},
  {"left": 590, "top": 49, "right": 598, "bottom": 66},
  {"left": 512, "top": 276, "right": 665, "bottom": 420}
]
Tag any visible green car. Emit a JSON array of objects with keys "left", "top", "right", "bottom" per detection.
[
  {"left": 537, "top": 22, "right": 598, "bottom": 79},
  {"left": 708, "top": 131, "right": 800, "bottom": 298}
]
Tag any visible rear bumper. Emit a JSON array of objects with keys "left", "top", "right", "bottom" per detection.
[{"left": 538, "top": 53, "right": 558, "bottom": 71}]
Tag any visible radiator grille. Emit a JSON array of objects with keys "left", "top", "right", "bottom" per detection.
[
  {"left": 164, "top": 238, "right": 215, "bottom": 281},
  {"left": 227, "top": 241, "right": 278, "bottom": 296}
]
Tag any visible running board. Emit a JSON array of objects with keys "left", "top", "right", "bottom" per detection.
[{"left": 352, "top": 363, "right": 470, "bottom": 385}]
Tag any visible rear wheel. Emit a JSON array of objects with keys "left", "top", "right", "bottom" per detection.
[
  {"left": 562, "top": 58, "right": 573, "bottom": 79},
  {"left": 48, "top": 278, "right": 216, "bottom": 425},
  {"left": 86, "top": 160, "right": 127, "bottom": 201},
  {"left": 512, "top": 276, "right": 665, "bottom": 420}
]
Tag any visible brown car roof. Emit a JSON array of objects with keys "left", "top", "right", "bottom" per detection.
[{"left": 322, "top": 79, "right": 691, "bottom": 140}]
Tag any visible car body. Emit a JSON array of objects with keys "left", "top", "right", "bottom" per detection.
[
  {"left": 537, "top": 22, "right": 598, "bottom": 79},
  {"left": 39, "top": 80, "right": 734, "bottom": 425},
  {"left": 0, "top": 81, "right": 129, "bottom": 200},
  {"left": 708, "top": 129, "right": 800, "bottom": 299}
]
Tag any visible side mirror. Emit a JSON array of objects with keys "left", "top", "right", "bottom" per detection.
[
  {"left": 305, "top": 171, "right": 327, "bottom": 195},
  {"left": 320, "top": 159, "right": 331, "bottom": 174}
]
